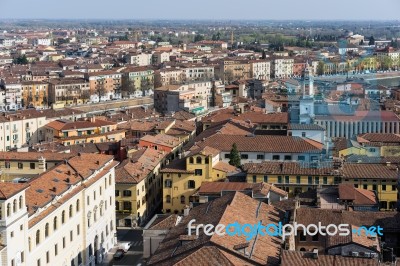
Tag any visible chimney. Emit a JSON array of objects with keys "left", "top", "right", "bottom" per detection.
[
  {"left": 183, "top": 205, "right": 190, "bottom": 216},
  {"left": 96, "top": 160, "right": 100, "bottom": 165}
]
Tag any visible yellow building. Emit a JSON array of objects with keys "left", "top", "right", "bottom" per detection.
[
  {"left": 44, "top": 117, "right": 125, "bottom": 145},
  {"left": 121, "top": 66, "right": 155, "bottom": 97},
  {"left": 243, "top": 162, "right": 339, "bottom": 197},
  {"left": 115, "top": 148, "right": 166, "bottom": 227},
  {"left": 21, "top": 81, "right": 49, "bottom": 108},
  {"left": 341, "top": 163, "right": 398, "bottom": 210},
  {"left": 161, "top": 146, "right": 240, "bottom": 213}
]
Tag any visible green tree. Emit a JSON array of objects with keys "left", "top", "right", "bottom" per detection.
[
  {"left": 368, "top": 36, "right": 375, "bottom": 46},
  {"left": 194, "top": 34, "right": 204, "bottom": 43},
  {"left": 121, "top": 76, "right": 136, "bottom": 97},
  {"left": 316, "top": 61, "right": 325, "bottom": 76},
  {"left": 13, "top": 54, "right": 28, "bottom": 65},
  {"left": 229, "top": 143, "right": 241, "bottom": 167}
]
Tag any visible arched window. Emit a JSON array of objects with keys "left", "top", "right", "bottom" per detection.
[
  {"left": 166, "top": 195, "right": 171, "bottom": 203},
  {"left": 76, "top": 199, "right": 80, "bottom": 213},
  {"left": 189, "top": 157, "right": 194, "bottom": 164},
  {"left": 205, "top": 157, "right": 209, "bottom": 164},
  {"left": 69, "top": 205, "right": 73, "bottom": 218},
  {"left": 180, "top": 196, "right": 185, "bottom": 204},
  {"left": 196, "top": 157, "right": 202, "bottom": 164},
  {"left": 53, "top": 216, "right": 58, "bottom": 231},
  {"left": 7, "top": 203, "right": 11, "bottom": 217},
  {"left": 19, "top": 196, "right": 23, "bottom": 209},
  {"left": 36, "top": 230, "right": 40, "bottom": 245},
  {"left": 45, "top": 223, "right": 49, "bottom": 238},
  {"left": 61, "top": 210, "right": 65, "bottom": 224},
  {"left": 13, "top": 199, "right": 17, "bottom": 213}
]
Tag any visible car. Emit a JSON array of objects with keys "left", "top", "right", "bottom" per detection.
[{"left": 113, "top": 249, "right": 125, "bottom": 260}]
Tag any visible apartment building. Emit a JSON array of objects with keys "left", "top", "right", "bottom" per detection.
[
  {"left": 21, "top": 81, "right": 49, "bottom": 108},
  {"left": 0, "top": 113, "right": 47, "bottom": 151},
  {"left": 217, "top": 59, "right": 251, "bottom": 83},
  {"left": 0, "top": 78, "right": 22, "bottom": 111},
  {"left": 154, "top": 68, "right": 185, "bottom": 88},
  {"left": 271, "top": 57, "right": 294, "bottom": 78},
  {"left": 121, "top": 67, "right": 154, "bottom": 97},
  {"left": 249, "top": 60, "right": 271, "bottom": 80},
  {"left": 0, "top": 153, "right": 118, "bottom": 266},
  {"left": 115, "top": 148, "right": 167, "bottom": 227},
  {"left": 161, "top": 146, "right": 240, "bottom": 213},
  {"left": 44, "top": 118, "right": 125, "bottom": 146},
  {"left": 86, "top": 70, "right": 122, "bottom": 101},
  {"left": 47, "top": 78, "right": 90, "bottom": 107},
  {"left": 124, "top": 53, "right": 152, "bottom": 66}
]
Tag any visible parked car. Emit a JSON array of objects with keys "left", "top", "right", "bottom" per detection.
[{"left": 113, "top": 249, "right": 125, "bottom": 260}]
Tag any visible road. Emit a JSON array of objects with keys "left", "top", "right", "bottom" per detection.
[
  {"left": 101, "top": 229, "right": 144, "bottom": 266},
  {"left": 314, "top": 71, "right": 400, "bottom": 83}
]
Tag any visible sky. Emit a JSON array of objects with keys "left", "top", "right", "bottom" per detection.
[{"left": 1, "top": 0, "right": 400, "bottom": 20}]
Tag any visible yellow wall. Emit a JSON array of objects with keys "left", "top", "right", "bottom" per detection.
[{"left": 246, "top": 174, "right": 337, "bottom": 197}]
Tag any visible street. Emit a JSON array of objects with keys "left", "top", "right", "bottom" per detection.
[{"left": 101, "top": 229, "right": 144, "bottom": 266}]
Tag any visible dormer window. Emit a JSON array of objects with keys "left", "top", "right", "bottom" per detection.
[
  {"left": 196, "top": 157, "right": 202, "bottom": 164},
  {"left": 189, "top": 157, "right": 194, "bottom": 164}
]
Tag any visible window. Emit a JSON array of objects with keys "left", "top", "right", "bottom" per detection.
[
  {"left": 284, "top": 155, "right": 292, "bottom": 161},
  {"left": 37, "top": 259, "right": 41, "bottom": 266},
  {"left": 194, "top": 169, "right": 203, "bottom": 176},
  {"left": 93, "top": 191, "right": 96, "bottom": 201},
  {"left": 77, "top": 225, "right": 80, "bottom": 235},
  {"left": 45, "top": 223, "right": 49, "bottom": 238},
  {"left": 30, "top": 163, "right": 35, "bottom": 169},
  {"left": 363, "top": 184, "right": 368, "bottom": 189},
  {"left": 53, "top": 217, "right": 58, "bottom": 231},
  {"left": 382, "top": 185, "right": 386, "bottom": 191},
  {"left": 18, "top": 162, "right": 23, "bottom": 169},
  {"left": 323, "top": 177, "right": 328, "bottom": 185},
  {"left": 315, "top": 177, "right": 320, "bottom": 185},
  {"left": 166, "top": 195, "right": 171, "bottom": 203},
  {"left": 115, "top": 190, "right": 120, "bottom": 197},
  {"left": 392, "top": 185, "right": 396, "bottom": 191},
  {"left": 188, "top": 180, "right": 196, "bottom": 189},
  {"left": 301, "top": 132, "right": 306, "bottom": 137},
  {"left": 263, "top": 176, "right": 268, "bottom": 182},
  {"left": 296, "top": 176, "right": 301, "bottom": 184},
  {"left": 165, "top": 179, "right": 172, "bottom": 188},
  {"left": 285, "top": 176, "right": 290, "bottom": 184},
  {"left": 299, "top": 234, "right": 306, "bottom": 241},
  {"left": 55, "top": 244, "right": 58, "bottom": 256},
  {"left": 240, "top": 154, "right": 248, "bottom": 159},
  {"left": 13, "top": 199, "right": 17, "bottom": 213},
  {"left": 109, "top": 174, "right": 112, "bottom": 186},
  {"left": 224, "top": 154, "right": 230, "bottom": 159},
  {"left": 61, "top": 211, "right": 65, "bottom": 224},
  {"left": 298, "top": 155, "right": 305, "bottom": 161},
  {"left": 70, "top": 230, "right": 73, "bottom": 241},
  {"left": 189, "top": 157, "right": 194, "bottom": 164},
  {"left": 21, "top": 252, "right": 24, "bottom": 263},
  {"left": 69, "top": 205, "right": 73, "bottom": 218},
  {"left": 257, "top": 154, "right": 264, "bottom": 160},
  {"left": 312, "top": 235, "right": 319, "bottom": 242},
  {"left": 123, "top": 201, "right": 132, "bottom": 211},
  {"left": 277, "top": 176, "right": 282, "bottom": 184},
  {"left": 123, "top": 190, "right": 132, "bottom": 197},
  {"left": 62, "top": 237, "right": 66, "bottom": 248},
  {"left": 105, "top": 178, "right": 107, "bottom": 189},
  {"left": 308, "top": 176, "right": 313, "bottom": 185},
  {"left": 36, "top": 230, "right": 40, "bottom": 245},
  {"left": 205, "top": 157, "right": 209, "bottom": 164},
  {"left": 272, "top": 155, "right": 280, "bottom": 160},
  {"left": 180, "top": 196, "right": 185, "bottom": 204},
  {"left": 196, "top": 157, "right": 202, "bottom": 164},
  {"left": 76, "top": 200, "right": 80, "bottom": 212},
  {"left": 7, "top": 203, "right": 10, "bottom": 217},
  {"left": 28, "top": 237, "right": 31, "bottom": 252},
  {"left": 46, "top": 251, "right": 50, "bottom": 263},
  {"left": 87, "top": 196, "right": 90, "bottom": 205},
  {"left": 115, "top": 201, "right": 119, "bottom": 211}
]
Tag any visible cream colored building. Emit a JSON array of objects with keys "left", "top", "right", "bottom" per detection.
[
  {"left": 250, "top": 60, "right": 271, "bottom": 80},
  {"left": 0, "top": 153, "right": 118, "bottom": 266},
  {"left": 271, "top": 57, "right": 294, "bottom": 78}
]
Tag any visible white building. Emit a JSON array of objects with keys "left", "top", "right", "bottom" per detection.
[
  {"left": 250, "top": 60, "right": 271, "bottom": 80},
  {"left": 125, "top": 53, "right": 152, "bottom": 66},
  {"left": 272, "top": 57, "right": 294, "bottom": 78},
  {"left": 33, "top": 38, "right": 52, "bottom": 46},
  {"left": 0, "top": 153, "right": 118, "bottom": 266}
]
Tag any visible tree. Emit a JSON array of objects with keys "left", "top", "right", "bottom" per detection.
[
  {"left": 194, "top": 34, "right": 204, "bottom": 43},
  {"left": 261, "top": 50, "right": 267, "bottom": 59},
  {"left": 228, "top": 143, "right": 241, "bottom": 168},
  {"left": 13, "top": 55, "right": 28, "bottom": 65},
  {"left": 121, "top": 76, "right": 136, "bottom": 97},
  {"left": 368, "top": 36, "right": 375, "bottom": 46},
  {"left": 95, "top": 79, "right": 106, "bottom": 102},
  {"left": 316, "top": 61, "right": 325, "bottom": 76}
]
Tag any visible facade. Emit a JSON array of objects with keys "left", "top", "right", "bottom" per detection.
[
  {"left": 218, "top": 59, "right": 251, "bottom": 83},
  {"left": 21, "top": 81, "right": 49, "bottom": 108},
  {"left": 86, "top": 71, "right": 122, "bottom": 101},
  {"left": 250, "top": 60, "right": 271, "bottom": 80},
  {"left": 243, "top": 161, "right": 338, "bottom": 196},
  {"left": 115, "top": 149, "right": 166, "bottom": 227},
  {"left": 47, "top": 78, "right": 90, "bottom": 107},
  {"left": 161, "top": 146, "right": 240, "bottom": 213},
  {"left": 44, "top": 118, "right": 125, "bottom": 146},
  {"left": 121, "top": 67, "right": 154, "bottom": 97},
  {"left": 124, "top": 53, "right": 152, "bottom": 66},
  {"left": 272, "top": 57, "right": 294, "bottom": 78},
  {"left": 0, "top": 153, "right": 118, "bottom": 266}
]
